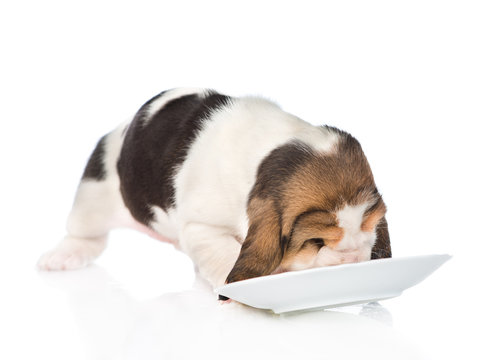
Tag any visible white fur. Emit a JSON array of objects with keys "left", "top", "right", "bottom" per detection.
[
  {"left": 293, "top": 126, "right": 339, "bottom": 154},
  {"left": 149, "top": 206, "right": 178, "bottom": 241},
  {"left": 313, "top": 203, "right": 376, "bottom": 267},
  {"left": 335, "top": 203, "right": 372, "bottom": 251},
  {"left": 38, "top": 235, "right": 107, "bottom": 270},
  {"left": 181, "top": 223, "right": 242, "bottom": 288}
]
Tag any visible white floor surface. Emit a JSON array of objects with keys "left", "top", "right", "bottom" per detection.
[{"left": 1, "top": 227, "right": 485, "bottom": 360}]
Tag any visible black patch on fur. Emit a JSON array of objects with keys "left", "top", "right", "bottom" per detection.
[
  {"left": 134, "top": 90, "right": 170, "bottom": 123},
  {"left": 307, "top": 238, "right": 325, "bottom": 248},
  {"left": 82, "top": 135, "right": 107, "bottom": 181},
  {"left": 117, "top": 90, "right": 232, "bottom": 225},
  {"left": 371, "top": 217, "right": 392, "bottom": 259},
  {"left": 279, "top": 235, "right": 288, "bottom": 256}
]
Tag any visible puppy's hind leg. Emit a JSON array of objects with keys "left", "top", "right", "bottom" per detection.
[
  {"left": 38, "top": 124, "right": 129, "bottom": 271},
  {"left": 37, "top": 179, "right": 114, "bottom": 270}
]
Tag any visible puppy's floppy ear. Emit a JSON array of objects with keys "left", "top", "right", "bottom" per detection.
[
  {"left": 225, "top": 197, "right": 283, "bottom": 284},
  {"left": 371, "top": 216, "right": 392, "bottom": 259}
]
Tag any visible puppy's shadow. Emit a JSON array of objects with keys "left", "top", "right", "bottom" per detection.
[{"left": 39, "top": 266, "right": 415, "bottom": 360}]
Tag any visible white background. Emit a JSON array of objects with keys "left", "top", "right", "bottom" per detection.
[{"left": 1, "top": 1, "right": 486, "bottom": 359}]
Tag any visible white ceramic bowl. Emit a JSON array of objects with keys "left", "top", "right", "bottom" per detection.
[{"left": 215, "top": 254, "right": 451, "bottom": 313}]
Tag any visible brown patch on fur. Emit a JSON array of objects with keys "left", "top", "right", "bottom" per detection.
[
  {"left": 226, "top": 130, "right": 392, "bottom": 283},
  {"left": 225, "top": 197, "right": 282, "bottom": 283}
]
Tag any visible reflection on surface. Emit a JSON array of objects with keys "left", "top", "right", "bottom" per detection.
[
  {"left": 359, "top": 302, "right": 393, "bottom": 326},
  {"left": 39, "top": 266, "right": 423, "bottom": 360}
]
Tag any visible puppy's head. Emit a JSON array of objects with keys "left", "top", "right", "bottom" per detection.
[{"left": 226, "top": 130, "right": 391, "bottom": 284}]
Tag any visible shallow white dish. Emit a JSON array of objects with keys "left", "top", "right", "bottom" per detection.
[{"left": 215, "top": 254, "right": 451, "bottom": 313}]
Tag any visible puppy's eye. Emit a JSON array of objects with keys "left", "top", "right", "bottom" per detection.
[{"left": 302, "top": 238, "right": 324, "bottom": 250}]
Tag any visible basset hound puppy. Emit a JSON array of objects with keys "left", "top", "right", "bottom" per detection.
[{"left": 38, "top": 88, "right": 391, "bottom": 290}]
